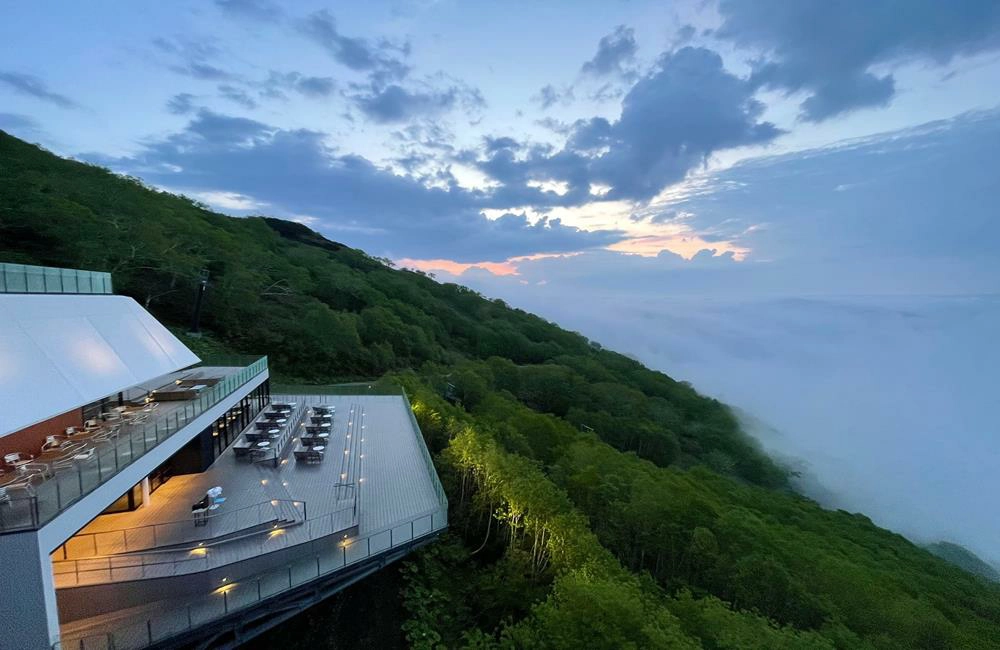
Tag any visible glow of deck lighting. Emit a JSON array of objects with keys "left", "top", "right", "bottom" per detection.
[
  {"left": 270, "top": 500, "right": 278, "bottom": 506},
  {"left": 215, "top": 583, "right": 235, "bottom": 595},
  {"left": 344, "top": 450, "right": 349, "bottom": 454},
  {"left": 359, "top": 478, "right": 365, "bottom": 483},
  {"left": 282, "top": 481, "right": 288, "bottom": 487},
  {"left": 190, "top": 547, "right": 207, "bottom": 556},
  {"left": 341, "top": 473, "right": 347, "bottom": 479},
  {"left": 360, "top": 454, "right": 364, "bottom": 459},
  {"left": 261, "top": 479, "right": 268, "bottom": 485},
  {"left": 198, "top": 542, "right": 204, "bottom": 547},
  {"left": 281, "top": 459, "right": 289, "bottom": 465},
  {"left": 268, "top": 528, "right": 285, "bottom": 538}
]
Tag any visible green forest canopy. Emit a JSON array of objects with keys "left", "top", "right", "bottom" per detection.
[{"left": 2, "top": 131, "right": 999, "bottom": 649}]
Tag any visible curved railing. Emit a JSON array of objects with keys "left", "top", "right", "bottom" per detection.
[{"left": 54, "top": 499, "right": 305, "bottom": 560}]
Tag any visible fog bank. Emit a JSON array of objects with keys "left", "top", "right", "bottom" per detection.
[{"left": 495, "top": 293, "right": 1000, "bottom": 564}]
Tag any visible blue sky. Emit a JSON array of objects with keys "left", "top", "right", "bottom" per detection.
[{"left": 2, "top": 0, "right": 999, "bottom": 295}]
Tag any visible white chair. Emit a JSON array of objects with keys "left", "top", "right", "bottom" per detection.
[
  {"left": 42, "top": 435, "right": 67, "bottom": 452},
  {"left": 4, "top": 452, "right": 32, "bottom": 467}
]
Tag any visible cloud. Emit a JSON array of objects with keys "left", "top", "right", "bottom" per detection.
[
  {"left": 82, "top": 110, "right": 623, "bottom": 262},
  {"left": 258, "top": 70, "right": 337, "bottom": 100},
  {"left": 0, "top": 72, "right": 78, "bottom": 109},
  {"left": 533, "top": 84, "right": 574, "bottom": 110},
  {"left": 0, "top": 112, "right": 41, "bottom": 133},
  {"left": 478, "top": 47, "right": 781, "bottom": 204},
  {"left": 154, "top": 36, "right": 239, "bottom": 81},
  {"left": 298, "top": 10, "right": 410, "bottom": 84},
  {"left": 652, "top": 109, "right": 1000, "bottom": 269},
  {"left": 174, "top": 61, "right": 237, "bottom": 81},
  {"left": 351, "top": 84, "right": 456, "bottom": 123},
  {"left": 218, "top": 84, "right": 258, "bottom": 109},
  {"left": 214, "top": 0, "right": 282, "bottom": 22},
  {"left": 348, "top": 74, "right": 484, "bottom": 124},
  {"left": 166, "top": 93, "right": 197, "bottom": 115},
  {"left": 715, "top": 0, "right": 1000, "bottom": 121},
  {"left": 581, "top": 25, "right": 638, "bottom": 78}
]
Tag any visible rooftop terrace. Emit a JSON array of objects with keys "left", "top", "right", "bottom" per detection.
[{"left": 0, "top": 357, "right": 268, "bottom": 532}]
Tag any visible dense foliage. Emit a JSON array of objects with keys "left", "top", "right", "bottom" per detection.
[{"left": 3, "top": 131, "right": 999, "bottom": 648}]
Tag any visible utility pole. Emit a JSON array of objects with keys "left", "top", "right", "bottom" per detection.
[{"left": 190, "top": 269, "right": 209, "bottom": 336}]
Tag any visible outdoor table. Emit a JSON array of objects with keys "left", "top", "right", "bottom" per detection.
[
  {"left": 256, "top": 441, "right": 270, "bottom": 448},
  {"left": 312, "top": 445, "right": 325, "bottom": 452},
  {"left": 268, "top": 428, "right": 280, "bottom": 435}
]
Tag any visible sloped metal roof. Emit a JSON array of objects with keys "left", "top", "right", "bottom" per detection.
[{"left": 0, "top": 294, "right": 199, "bottom": 437}]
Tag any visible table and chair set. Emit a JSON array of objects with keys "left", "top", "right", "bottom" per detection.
[
  {"left": 234, "top": 402, "right": 299, "bottom": 464},
  {"left": 293, "top": 405, "right": 335, "bottom": 465}
]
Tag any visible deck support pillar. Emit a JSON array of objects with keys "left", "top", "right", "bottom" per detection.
[{"left": 0, "top": 529, "right": 60, "bottom": 649}]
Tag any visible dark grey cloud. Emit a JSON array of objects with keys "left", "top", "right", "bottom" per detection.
[
  {"left": 483, "top": 136, "right": 520, "bottom": 153},
  {"left": 166, "top": 93, "right": 197, "bottom": 115},
  {"left": 581, "top": 25, "right": 638, "bottom": 78},
  {"left": 351, "top": 84, "right": 457, "bottom": 123},
  {"left": 83, "top": 110, "right": 622, "bottom": 262},
  {"left": 478, "top": 47, "right": 781, "bottom": 204},
  {"left": 350, "top": 81, "right": 482, "bottom": 124},
  {"left": 0, "top": 72, "right": 78, "bottom": 109},
  {"left": 214, "top": 0, "right": 282, "bottom": 22},
  {"left": 298, "top": 10, "right": 410, "bottom": 84},
  {"left": 716, "top": 0, "right": 1000, "bottom": 121},
  {"left": 218, "top": 84, "right": 258, "bottom": 109}
]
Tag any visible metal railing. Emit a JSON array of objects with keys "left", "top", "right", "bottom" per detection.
[
  {"left": 401, "top": 388, "right": 449, "bottom": 510},
  {"left": 0, "top": 262, "right": 113, "bottom": 294},
  {"left": 54, "top": 499, "right": 304, "bottom": 560},
  {"left": 0, "top": 357, "right": 269, "bottom": 533},
  {"left": 270, "top": 381, "right": 404, "bottom": 396},
  {"left": 52, "top": 500, "right": 312, "bottom": 588},
  {"left": 56, "top": 510, "right": 446, "bottom": 650}
]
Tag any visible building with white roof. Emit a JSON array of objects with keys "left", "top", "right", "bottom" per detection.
[{"left": 0, "top": 263, "right": 446, "bottom": 649}]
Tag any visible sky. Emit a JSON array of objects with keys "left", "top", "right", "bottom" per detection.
[{"left": 3, "top": 1, "right": 1000, "bottom": 558}]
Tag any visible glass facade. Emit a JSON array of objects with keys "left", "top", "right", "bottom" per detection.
[{"left": 211, "top": 380, "right": 271, "bottom": 457}]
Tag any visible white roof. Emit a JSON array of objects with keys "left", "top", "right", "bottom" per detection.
[{"left": 0, "top": 294, "right": 199, "bottom": 437}]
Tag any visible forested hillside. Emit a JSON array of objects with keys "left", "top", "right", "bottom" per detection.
[{"left": 3, "top": 131, "right": 999, "bottom": 649}]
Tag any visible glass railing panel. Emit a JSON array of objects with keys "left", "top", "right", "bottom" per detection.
[
  {"left": 1, "top": 356, "right": 268, "bottom": 533},
  {"left": 0, "top": 263, "right": 113, "bottom": 294},
  {"left": 25, "top": 266, "right": 46, "bottom": 292},
  {"left": 3, "top": 263, "right": 29, "bottom": 292}
]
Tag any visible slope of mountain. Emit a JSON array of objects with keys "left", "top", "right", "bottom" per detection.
[
  {"left": 927, "top": 542, "right": 1000, "bottom": 583},
  {"left": 3, "top": 131, "right": 999, "bottom": 649}
]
